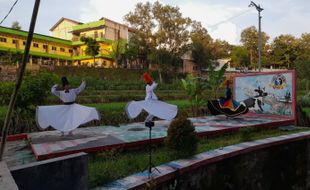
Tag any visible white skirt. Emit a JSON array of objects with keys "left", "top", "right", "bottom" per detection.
[
  {"left": 125, "top": 100, "right": 178, "bottom": 121},
  {"left": 36, "top": 104, "right": 100, "bottom": 132}
]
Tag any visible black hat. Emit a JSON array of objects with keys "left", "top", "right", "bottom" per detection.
[{"left": 61, "top": 76, "right": 69, "bottom": 87}]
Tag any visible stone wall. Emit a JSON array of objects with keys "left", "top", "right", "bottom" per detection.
[
  {"left": 159, "top": 139, "right": 310, "bottom": 190},
  {"left": 10, "top": 152, "right": 88, "bottom": 190},
  {"left": 0, "top": 65, "right": 17, "bottom": 81},
  {"left": 99, "top": 131, "right": 310, "bottom": 190}
]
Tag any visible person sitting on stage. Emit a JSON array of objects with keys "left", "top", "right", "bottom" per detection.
[
  {"left": 208, "top": 80, "right": 248, "bottom": 117},
  {"left": 125, "top": 72, "right": 178, "bottom": 123},
  {"left": 36, "top": 77, "right": 100, "bottom": 136}
]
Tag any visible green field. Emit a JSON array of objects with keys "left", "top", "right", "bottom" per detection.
[{"left": 86, "top": 99, "right": 191, "bottom": 113}]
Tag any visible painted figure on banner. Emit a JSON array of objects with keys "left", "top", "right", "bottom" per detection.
[
  {"left": 236, "top": 73, "right": 293, "bottom": 116},
  {"left": 208, "top": 80, "right": 249, "bottom": 117}
]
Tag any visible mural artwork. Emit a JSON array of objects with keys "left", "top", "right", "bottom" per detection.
[{"left": 235, "top": 72, "right": 294, "bottom": 117}]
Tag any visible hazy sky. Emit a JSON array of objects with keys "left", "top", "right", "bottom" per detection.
[{"left": 0, "top": 0, "right": 309, "bottom": 44}]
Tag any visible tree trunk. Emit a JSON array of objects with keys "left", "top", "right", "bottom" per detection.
[
  {"left": 158, "top": 70, "right": 163, "bottom": 83},
  {"left": 250, "top": 49, "right": 253, "bottom": 67}
]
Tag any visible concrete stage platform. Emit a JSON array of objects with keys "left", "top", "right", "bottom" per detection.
[{"left": 27, "top": 114, "right": 294, "bottom": 160}]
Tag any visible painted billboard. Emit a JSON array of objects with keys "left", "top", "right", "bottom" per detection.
[{"left": 234, "top": 71, "right": 295, "bottom": 118}]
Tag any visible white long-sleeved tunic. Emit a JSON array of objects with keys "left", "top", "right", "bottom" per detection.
[
  {"left": 145, "top": 82, "right": 158, "bottom": 100},
  {"left": 51, "top": 81, "right": 86, "bottom": 103},
  {"left": 36, "top": 81, "right": 100, "bottom": 132},
  {"left": 125, "top": 81, "right": 178, "bottom": 121}
]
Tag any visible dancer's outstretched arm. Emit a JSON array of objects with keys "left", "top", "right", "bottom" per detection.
[
  {"left": 149, "top": 82, "right": 158, "bottom": 91},
  {"left": 74, "top": 80, "right": 86, "bottom": 95},
  {"left": 51, "top": 84, "right": 60, "bottom": 97}
]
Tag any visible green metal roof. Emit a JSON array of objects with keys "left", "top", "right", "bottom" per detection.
[
  {"left": 72, "top": 20, "right": 105, "bottom": 32},
  {"left": 72, "top": 37, "right": 114, "bottom": 46},
  {"left": 0, "top": 46, "right": 112, "bottom": 61},
  {"left": 0, "top": 46, "right": 72, "bottom": 60},
  {"left": 0, "top": 26, "right": 72, "bottom": 45}
]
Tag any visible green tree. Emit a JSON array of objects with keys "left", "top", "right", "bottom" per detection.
[
  {"left": 211, "top": 39, "right": 232, "bottom": 59},
  {"left": 80, "top": 37, "right": 100, "bottom": 66},
  {"left": 152, "top": 1, "right": 191, "bottom": 55},
  {"left": 125, "top": 1, "right": 191, "bottom": 77},
  {"left": 124, "top": 2, "right": 155, "bottom": 67},
  {"left": 190, "top": 21, "right": 231, "bottom": 72},
  {"left": 109, "top": 39, "right": 127, "bottom": 67},
  {"left": 148, "top": 48, "right": 181, "bottom": 82},
  {"left": 11, "top": 21, "right": 21, "bottom": 30},
  {"left": 297, "top": 33, "right": 310, "bottom": 61},
  {"left": 190, "top": 21, "right": 213, "bottom": 71},
  {"left": 271, "top": 34, "right": 299, "bottom": 69},
  {"left": 240, "top": 26, "right": 269, "bottom": 68},
  {"left": 230, "top": 46, "right": 249, "bottom": 68},
  {"left": 123, "top": 41, "right": 139, "bottom": 68},
  {"left": 295, "top": 60, "right": 310, "bottom": 91}
]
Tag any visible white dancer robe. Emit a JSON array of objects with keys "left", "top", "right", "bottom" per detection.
[
  {"left": 126, "top": 82, "right": 178, "bottom": 121},
  {"left": 36, "top": 82, "right": 100, "bottom": 132}
]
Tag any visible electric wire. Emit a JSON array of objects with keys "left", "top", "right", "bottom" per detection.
[
  {"left": 0, "top": 0, "right": 19, "bottom": 25},
  {"left": 207, "top": 8, "right": 252, "bottom": 28}
]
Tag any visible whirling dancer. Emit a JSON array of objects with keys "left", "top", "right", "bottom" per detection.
[
  {"left": 36, "top": 77, "right": 100, "bottom": 136},
  {"left": 208, "top": 80, "right": 248, "bottom": 117},
  {"left": 125, "top": 72, "right": 178, "bottom": 122}
]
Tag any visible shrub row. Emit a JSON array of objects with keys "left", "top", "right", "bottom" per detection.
[{"left": 45, "top": 94, "right": 188, "bottom": 104}]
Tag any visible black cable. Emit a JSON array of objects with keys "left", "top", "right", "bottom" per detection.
[{"left": 0, "top": 0, "right": 19, "bottom": 25}]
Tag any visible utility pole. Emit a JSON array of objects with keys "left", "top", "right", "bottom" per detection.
[
  {"left": 0, "top": 0, "right": 41, "bottom": 160},
  {"left": 249, "top": 1, "right": 263, "bottom": 72}
]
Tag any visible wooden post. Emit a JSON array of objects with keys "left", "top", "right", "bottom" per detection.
[{"left": 0, "top": 0, "right": 41, "bottom": 160}]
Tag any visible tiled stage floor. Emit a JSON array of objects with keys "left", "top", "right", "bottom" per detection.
[{"left": 29, "top": 114, "right": 294, "bottom": 160}]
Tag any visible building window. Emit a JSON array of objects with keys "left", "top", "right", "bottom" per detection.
[
  {"left": 0, "top": 37, "right": 7, "bottom": 42},
  {"left": 12, "top": 39, "right": 18, "bottom": 44},
  {"left": 52, "top": 46, "right": 57, "bottom": 51},
  {"left": 94, "top": 31, "right": 98, "bottom": 38},
  {"left": 60, "top": 48, "right": 65, "bottom": 52},
  {"left": 23, "top": 41, "right": 26, "bottom": 45},
  {"left": 68, "top": 49, "right": 73, "bottom": 53},
  {"left": 33, "top": 43, "right": 39, "bottom": 48},
  {"left": 43, "top": 45, "right": 48, "bottom": 49}
]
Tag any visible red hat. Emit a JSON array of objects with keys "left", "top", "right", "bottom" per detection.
[{"left": 143, "top": 72, "right": 152, "bottom": 84}]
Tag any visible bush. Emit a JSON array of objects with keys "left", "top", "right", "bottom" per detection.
[
  {"left": 165, "top": 112, "right": 198, "bottom": 157},
  {"left": 0, "top": 72, "right": 58, "bottom": 133},
  {"left": 0, "top": 82, "right": 14, "bottom": 105},
  {"left": 298, "top": 96, "right": 310, "bottom": 107}
]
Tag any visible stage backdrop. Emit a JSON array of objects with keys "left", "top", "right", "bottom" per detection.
[{"left": 234, "top": 71, "right": 296, "bottom": 119}]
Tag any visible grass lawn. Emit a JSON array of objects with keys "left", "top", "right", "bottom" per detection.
[
  {"left": 86, "top": 99, "right": 191, "bottom": 113},
  {"left": 88, "top": 127, "right": 309, "bottom": 188},
  {"left": 0, "top": 100, "right": 191, "bottom": 119}
]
